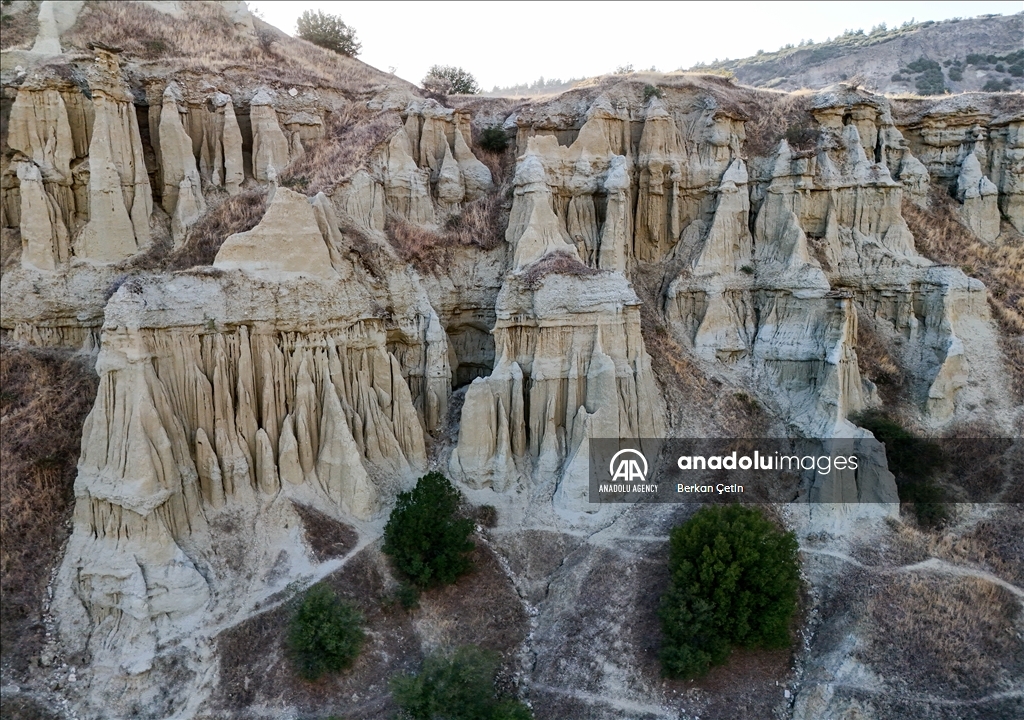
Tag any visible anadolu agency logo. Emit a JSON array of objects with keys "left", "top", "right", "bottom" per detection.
[{"left": 601, "top": 448, "right": 658, "bottom": 493}]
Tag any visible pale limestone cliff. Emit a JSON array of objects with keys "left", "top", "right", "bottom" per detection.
[
  {"left": 2, "top": 23, "right": 1020, "bottom": 716},
  {"left": 250, "top": 90, "right": 290, "bottom": 183},
  {"left": 214, "top": 186, "right": 336, "bottom": 278},
  {"left": 75, "top": 47, "right": 151, "bottom": 261},
  {"left": 159, "top": 84, "right": 206, "bottom": 246}
]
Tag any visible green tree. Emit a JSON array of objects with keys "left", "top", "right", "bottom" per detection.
[
  {"left": 391, "top": 646, "right": 533, "bottom": 720},
  {"left": 478, "top": 127, "right": 509, "bottom": 153},
  {"left": 296, "top": 9, "right": 360, "bottom": 57},
  {"left": 422, "top": 64, "right": 480, "bottom": 95},
  {"left": 288, "top": 584, "right": 364, "bottom": 680},
  {"left": 383, "top": 472, "right": 475, "bottom": 588},
  {"left": 659, "top": 505, "right": 799, "bottom": 679}
]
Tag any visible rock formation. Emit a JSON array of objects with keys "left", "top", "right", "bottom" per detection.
[
  {"left": 76, "top": 46, "right": 151, "bottom": 261},
  {"left": 214, "top": 187, "right": 335, "bottom": 277},
  {"left": 250, "top": 90, "right": 290, "bottom": 183},
  {"left": 159, "top": 84, "right": 206, "bottom": 246},
  {"left": 1, "top": 11, "right": 1020, "bottom": 716}
]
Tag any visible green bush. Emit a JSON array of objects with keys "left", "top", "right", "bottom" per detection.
[
  {"left": 915, "top": 67, "right": 946, "bottom": 95},
  {"left": 391, "top": 646, "right": 532, "bottom": 720},
  {"left": 288, "top": 584, "right": 364, "bottom": 680},
  {"left": 478, "top": 126, "right": 510, "bottom": 153},
  {"left": 296, "top": 9, "right": 360, "bottom": 57},
  {"left": 383, "top": 472, "right": 475, "bottom": 588},
  {"left": 948, "top": 66, "right": 963, "bottom": 81},
  {"left": 659, "top": 505, "right": 799, "bottom": 679},
  {"left": 853, "top": 410, "right": 948, "bottom": 527},
  {"left": 643, "top": 84, "right": 663, "bottom": 102},
  {"left": 422, "top": 65, "right": 480, "bottom": 95},
  {"left": 906, "top": 57, "right": 940, "bottom": 73},
  {"left": 1009, "top": 64, "right": 1024, "bottom": 78}
]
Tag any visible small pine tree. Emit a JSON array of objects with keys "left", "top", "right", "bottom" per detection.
[
  {"left": 383, "top": 472, "right": 475, "bottom": 588},
  {"left": 296, "top": 10, "right": 360, "bottom": 57},
  {"left": 391, "top": 646, "right": 533, "bottom": 720},
  {"left": 478, "top": 127, "right": 509, "bottom": 153},
  {"left": 422, "top": 65, "right": 480, "bottom": 95},
  {"left": 659, "top": 505, "right": 799, "bottom": 679},
  {"left": 288, "top": 584, "right": 364, "bottom": 680}
]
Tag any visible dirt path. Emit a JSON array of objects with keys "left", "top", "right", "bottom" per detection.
[{"left": 802, "top": 548, "right": 1024, "bottom": 600}]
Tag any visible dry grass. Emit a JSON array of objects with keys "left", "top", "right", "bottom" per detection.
[
  {"left": 856, "top": 315, "right": 908, "bottom": 404},
  {"left": 959, "top": 507, "right": 1024, "bottom": 586},
  {"left": 739, "top": 89, "right": 815, "bottom": 157},
  {"left": 518, "top": 250, "right": 600, "bottom": 289},
  {"left": 60, "top": 3, "right": 407, "bottom": 96},
  {"left": 63, "top": 1, "right": 252, "bottom": 62},
  {"left": 280, "top": 108, "right": 402, "bottom": 196},
  {"left": 903, "top": 193, "right": 1024, "bottom": 399},
  {"left": 0, "top": 0, "right": 39, "bottom": 51},
  {"left": 165, "top": 188, "right": 268, "bottom": 270},
  {"left": 291, "top": 503, "right": 358, "bottom": 563},
  {"left": 0, "top": 343, "right": 98, "bottom": 670},
  {"left": 213, "top": 541, "right": 525, "bottom": 718},
  {"left": 863, "top": 575, "right": 1021, "bottom": 697},
  {"left": 385, "top": 193, "right": 507, "bottom": 275}
]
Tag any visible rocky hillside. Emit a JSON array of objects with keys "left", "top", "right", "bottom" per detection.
[
  {"left": 1, "top": 3, "right": 1022, "bottom": 720},
  {"left": 697, "top": 12, "right": 1024, "bottom": 95}
]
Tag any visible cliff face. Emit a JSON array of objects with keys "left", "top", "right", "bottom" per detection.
[{"left": 1, "top": 3, "right": 1022, "bottom": 719}]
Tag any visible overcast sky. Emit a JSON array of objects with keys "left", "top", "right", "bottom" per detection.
[{"left": 247, "top": 1, "right": 1023, "bottom": 89}]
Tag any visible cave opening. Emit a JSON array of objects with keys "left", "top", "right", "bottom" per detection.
[{"left": 447, "top": 321, "right": 495, "bottom": 390}]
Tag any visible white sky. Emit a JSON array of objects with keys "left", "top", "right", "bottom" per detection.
[{"left": 247, "top": 1, "right": 1023, "bottom": 89}]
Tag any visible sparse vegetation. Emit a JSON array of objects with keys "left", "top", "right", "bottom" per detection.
[
  {"left": 0, "top": 345, "right": 98, "bottom": 667},
  {"left": 382, "top": 472, "right": 475, "bottom": 589},
  {"left": 279, "top": 106, "right": 403, "bottom": 196},
  {"left": 864, "top": 576, "right": 1022, "bottom": 697},
  {"left": 295, "top": 9, "right": 360, "bottom": 57},
  {"left": 855, "top": 318, "right": 907, "bottom": 402},
  {"left": 165, "top": 189, "right": 268, "bottom": 270},
  {"left": 385, "top": 193, "right": 506, "bottom": 273},
  {"left": 0, "top": 0, "right": 38, "bottom": 51},
  {"left": 288, "top": 583, "right": 364, "bottom": 681},
  {"left": 422, "top": 65, "right": 481, "bottom": 95},
  {"left": 391, "top": 645, "right": 532, "bottom": 720},
  {"left": 659, "top": 505, "right": 799, "bottom": 679},
  {"left": 60, "top": 2, "right": 391, "bottom": 93},
  {"left": 519, "top": 251, "right": 601, "bottom": 290},
  {"left": 643, "top": 83, "right": 663, "bottom": 102},
  {"left": 902, "top": 193, "right": 1024, "bottom": 400}
]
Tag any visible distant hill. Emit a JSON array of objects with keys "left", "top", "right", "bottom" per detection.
[{"left": 693, "top": 12, "right": 1024, "bottom": 94}]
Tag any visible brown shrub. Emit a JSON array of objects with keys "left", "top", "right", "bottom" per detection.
[
  {"left": 856, "top": 316, "right": 908, "bottom": 403},
  {"left": 0, "top": 343, "right": 98, "bottom": 669},
  {"left": 0, "top": 1, "right": 39, "bottom": 52},
  {"left": 736, "top": 90, "right": 814, "bottom": 157},
  {"left": 61, "top": 3, "right": 407, "bottom": 95},
  {"left": 280, "top": 108, "right": 403, "bottom": 196},
  {"left": 903, "top": 193, "right": 1024, "bottom": 399},
  {"left": 518, "top": 250, "right": 600, "bottom": 289},
  {"left": 863, "top": 575, "right": 1022, "bottom": 697},
  {"left": 291, "top": 503, "right": 358, "bottom": 563},
  {"left": 167, "top": 188, "right": 268, "bottom": 270},
  {"left": 385, "top": 193, "right": 507, "bottom": 274}
]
